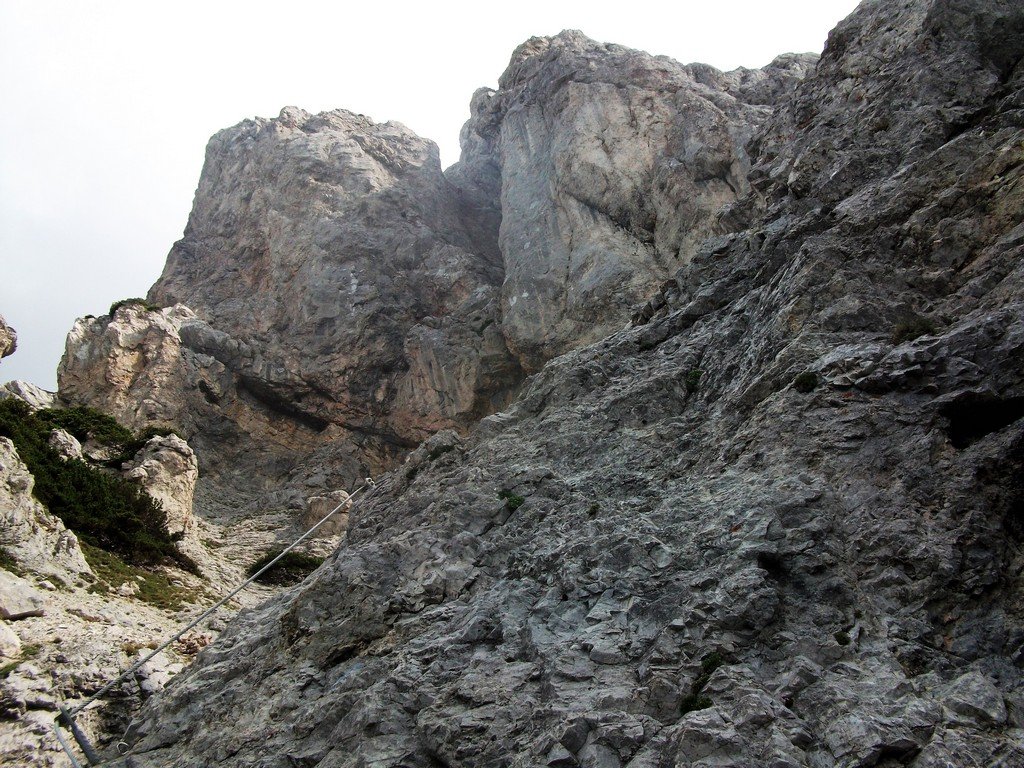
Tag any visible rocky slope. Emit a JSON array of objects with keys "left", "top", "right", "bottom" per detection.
[
  {"left": 0, "top": 390, "right": 302, "bottom": 767},
  {"left": 100, "top": 0, "right": 1024, "bottom": 766}
]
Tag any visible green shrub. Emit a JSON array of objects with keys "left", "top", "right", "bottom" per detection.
[
  {"left": 684, "top": 369, "right": 703, "bottom": 395},
  {"left": 498, "top": 490, "right": 525, "bottom": 511},
  {"left": 36, "top": 405, "right": 134, "bottom": 447},
  {"left": 0, "top": 547, "right": 25, "bottom": 577},
  {"left": 109, "top": 297, "right": 161, "bottom": 316},
  {"left": 680, "top": 650, "right": 725, "bottom": 715},
  {"left": 108, "top": 425, "right": 182, "bottom": 466},
  {"left": 0, "top": 399, "right": 192, "bottom": 570},
  {"left": 680, "top": 692, "right": 713, "bottom": 714},
  {"left": 891, "top": 315, "right": 936, "bottom": 344},
  {"left": 793, "top": 372, "right": 818, "bottom": 393},
  {"left": 246, "top": 549, "right": 325, "bottom": 586}
]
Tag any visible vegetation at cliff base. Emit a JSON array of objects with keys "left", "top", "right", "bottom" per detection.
[
  {"left": 0, "top": 398, "right": 194, "bottom": 571},
  {"left": 109, "top": 297, "right": 161, "bottom": 316},
  {"left": 82, "top": 542, "right": 199, "bottom": 611},
  {"left": 36, "top": 404, "right": 134, "bottom": 447},
  {"left": 246, "top": 548, "right": 325, "bottom": 585}
]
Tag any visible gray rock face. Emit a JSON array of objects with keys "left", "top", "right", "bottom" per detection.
[
  {"left": 146, "top": 107, "right": 523, "bottom": 462},
  {"left": 449, "top": 32, "right": 816, "bottom": 370},
  {"left": 0, "top": 316, "right": 15, "bottom": 360},
  {"left": 111, "top": 1, "right": 1024, "bottom": 766},
  {"left": 0, "top": 380, "right": 56, "bottom": 411}
]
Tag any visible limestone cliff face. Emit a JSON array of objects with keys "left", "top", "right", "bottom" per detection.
[
  {"left": 449, "top": 32, "right": 816, "bottom": 370},
  {"left": 62, "top": 39, "right": 816, "bottom": 494},
  {"left": 58, "top": 302, "right": 366, "bottom": 486},
  {"left": 114, "top": 1, "right": 1024, "bottom": 766},
  {"left": 147, "top": 108, "right": 522, "bottom": 458}
]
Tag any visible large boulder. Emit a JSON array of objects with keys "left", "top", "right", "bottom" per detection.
[
  {"left": 121, "top": 434, "right": 200, "bottom": 552},
  {"left": 0, "top": 381, "right": 56, "bottom": 411}
]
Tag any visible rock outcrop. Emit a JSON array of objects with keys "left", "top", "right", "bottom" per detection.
[
  {"left": 0, "top": 316, "right": 15, "bottom": 361},
  {"left": 449, "top": 33, "right": 816, "bottom": 369},
  {"left": 62, "top": 41, "right": 817, "bottom": 499},
  {"left": 58, "top": 302, "right": 368, "bottom": 490},
  {"left": 121, "top": 434, "right": 201, "bottom": 553},
  {"left": 0, "top": 437, "right": 91, "bottom": 584},
  {"left": 0, "top": 380, "right": 57, "bottom": 411},
  {"left": 145, "top": 108, "right": 523, "bottom": 463},
  {"left": 112, "top": 1, "right": 1024, "bottom": 766}
]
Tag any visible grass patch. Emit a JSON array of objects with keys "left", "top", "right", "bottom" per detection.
[
  {"left": 0, "top": 661, "right": 19, "bottom": 679},
  {"left": 0, "top": 399, "right": 194, "bottom": 571},
  {"left": 498, "top": 490, "right": 525, "bottom": 511},
  {"left": 246, "top": 549, "right": 325, "bottom": 586},
  {"left": 121, "top": 639, "right": 158, "bottom": 655},
  {"left": 109, "top": 298, "right": 161, "bottom": 316},
  {"left": 891, "top": 315, "right": 936, "bottom": 344},
  {"left": 684, "top": 369, "right": 702, "bottom": 395},
  {"left": 82, "top": 543, "right": 198, "bottom": 611},
  {"left": 20, "top": 643, "right": 41, "bottom": 659}
]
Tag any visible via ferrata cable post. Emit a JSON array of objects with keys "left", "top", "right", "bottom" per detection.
[{"left": 57, "top": 703, "right": 102, "bottom": 766}]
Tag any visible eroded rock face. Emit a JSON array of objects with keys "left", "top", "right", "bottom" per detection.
[
  {"left": 449, "top": 32, "right": 816, "bottom": 370},
  {"left": 0, "top": 381, "right": 56, "bottom": 411},
  {"left": 114, "top": 1, "right": 1024, "bottom": 766},
  {"left": 57, "top": 302, "right": 367, "bottom": 490},
  {"left": 121, "top": 434, "right": 199, "bottom": 551},
  {"left": 0, "top": 438, "right": 90, "bottom": 583},
  {"left": 147, "top": 108, "right": 523, "bottom": 457}
]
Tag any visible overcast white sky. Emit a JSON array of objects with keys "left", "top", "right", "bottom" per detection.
[{"left": 0, "top": 0, "right": 860, "bottom": 389}]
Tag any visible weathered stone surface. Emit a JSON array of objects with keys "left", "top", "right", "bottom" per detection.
[
  {"left": 0, "top": 437, "right": 91, "bottom": 583},
  {"left": 0, "top": 571, "right": 46, "bottom": 620},
  {"left": 0, "top": 316, "right": 15, "bottom": 360},
  {"left": 121, "top": 434, "right": 199, "bottom": 545},
  {"left": 47, "top": 428, "right": 82, "bottom": 460},
  {"left": 0, "top": 621, "right": 20, "bottom": 658},
  {"left": 57, "top": 302, "right": 363, "bottom": 491},
  {"left": 110, "top": 1, "right": 1024, "bottom": 766},
  {"left": 449, "top": 32, "right": 816, "bottom": 370},
  {"left": 145, "top": 107, "right": 523, "bottom": 460},
  {"left": 0, "top": 380, "right": 56, "bottom": 411},
  {"left": 302, "top": 490, "right": 351, "bottom": 538}
]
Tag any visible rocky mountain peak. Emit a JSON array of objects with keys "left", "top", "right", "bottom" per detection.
[{"left": 9, "top": 0, "right": 1024, "bottom": 764}]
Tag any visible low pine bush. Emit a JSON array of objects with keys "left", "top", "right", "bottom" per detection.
[
  {"left": 246, "top": 549, "right": 325, "bottom": 585},
  {"left": 0, "top": 399, "right": 193, "bottom": 571}
]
